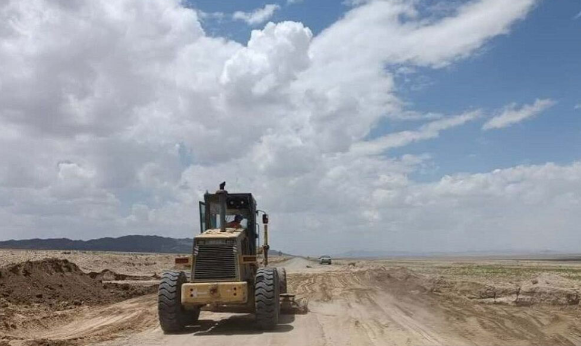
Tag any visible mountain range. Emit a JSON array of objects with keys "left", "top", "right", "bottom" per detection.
[
  {"left": 0, "top": 235, "right": 291, "bottom": 255},
  {"left": 0, "top": 235, "right": 193, "bottom": 254}
]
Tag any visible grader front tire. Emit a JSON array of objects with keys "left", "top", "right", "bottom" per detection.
[
  {"left": 255, "top": 268, "right": 280, "bottom": 330},
  {"left": 158, "top": 271, "right": 189, "bottom": 333}
]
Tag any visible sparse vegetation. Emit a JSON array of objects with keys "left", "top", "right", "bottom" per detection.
[{"left": 436, "top": 264, "right": 581, "bottom": 281}]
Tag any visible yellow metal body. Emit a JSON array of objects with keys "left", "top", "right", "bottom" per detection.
[{"left": 181, "top": 282, "right": 248, "bottom": 305}]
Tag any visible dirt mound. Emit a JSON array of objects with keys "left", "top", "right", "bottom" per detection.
[
  {"left": 0, "top": 258, "right": 155, "bottom": 308},
  {"left": 1, "top": 257, "right": 79, "bottom": 275},
  {"left": 89, "top": 269, "right": 129, "bottom": 281},
  {"left": 514, "top": 273, "right": 580, "bottom": 306},
  {"left": 288, "top": 266, "right": 429, "bottom": 304},
  {"left": 87, "top": 269, "right": 153, "bottom": 282},
  {"left": 428, "top": 272, "right": 581, "bottom": 306},
  {"left": 360, "top": 266, "right": 429, "bottom": 294}
]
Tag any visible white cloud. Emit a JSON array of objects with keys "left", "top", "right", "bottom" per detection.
[
  {"left": 374, "top": 161, "right": 581, "bottom": 252},
  {"left": 351, "top": 110, "right": 481, "bottom": 156},
  {"left": 0, "top": 0, "right": 562, "bottom": 255},
  {"left": 483, "top": 99, "right": 555, "bottom": 130},
  {"left": 575, "top": 104, "right": 581, "bottom": 110},
  {"left": 310, "top": 0, "right": 535, "bottom": 68},
  {"left": 220, "top": 22, "right": 312, "bottom": 97},
  {"left": 198, "top": 11, "right": 225, "bottom": 21},
  {"left": 233, "top": 4, "right": 280, "bottom": 25}
]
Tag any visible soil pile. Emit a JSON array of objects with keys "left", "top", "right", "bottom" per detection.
[
  {"left": 0, "top": 258, "right": 155, "bottom": 308},
  {"left": 514, "top": 272, "right": 580, "bottom": 306},
  {"left": 428, "top": 271, "right": 581, "bottom": 306},
  {"left": 88, "top": 269, "right": 153, "bottom": 282}
]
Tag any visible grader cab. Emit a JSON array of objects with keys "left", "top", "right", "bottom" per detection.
[{"left": 158, "top": 183, "right": 295, "bottom": 333}]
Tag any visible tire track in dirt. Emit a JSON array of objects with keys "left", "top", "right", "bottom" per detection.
[
  {"left": 40, "top": 295, "right": 158, "bottom": 341},
  {"left": 2, "top": 295, "right": 158, "bottom": 345},
  {"left": 288, "top": 267, "right": 458, "bottom": 346}
]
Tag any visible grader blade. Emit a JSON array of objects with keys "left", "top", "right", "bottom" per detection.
[{"left": 280, "top": 293, "right": 308, "bottom": 314}]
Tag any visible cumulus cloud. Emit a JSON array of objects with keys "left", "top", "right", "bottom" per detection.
[
  {"left": 233, "top": 4, "right": 280, "bottom": 25},
  {"left": 483, "top": 99, "right": 555, "bottom": 130},
  {"left": 220, "top": 22, "right": 312, "bottom": 97},
  {"left": 1, "top": 0, "right": 567, "bottom": 255}
]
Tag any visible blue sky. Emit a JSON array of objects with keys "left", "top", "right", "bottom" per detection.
[
  {"left": 188, "top": 0, "right": 345, "bottom": 40},
  {"left": 191, "top": 0, "right": 581, "bottom": 180},
  {"left": 400, "top": 0, "right": 581, "bottom": 177}
]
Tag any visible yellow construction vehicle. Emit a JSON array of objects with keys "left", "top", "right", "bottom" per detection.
[{"left": 158, "top": 182, "right": 295, "bottom": 332}]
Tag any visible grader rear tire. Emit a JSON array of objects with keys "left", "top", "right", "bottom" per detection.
[
  {"left": 158, "top": 271, "right": 189, "bottom": 333},
  {"left": 277, "top": 267, "right": 287, "bottom": 294},
  {"left": 255, "top": 268, "right": 280, "bottom": 330}
]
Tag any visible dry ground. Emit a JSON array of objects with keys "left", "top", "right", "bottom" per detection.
[{"left": 2, "top": 250, "right": 581, "bottom": 345}]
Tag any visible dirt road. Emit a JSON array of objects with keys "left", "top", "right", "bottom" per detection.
[
  {"left": 94, "top": 258, "right": 581, "bottom": 346},
  {"left": 4, "top": 254, "right": 581, "bottom": 345},
  {"left": 98, "top": 258, "right": 460, "bottom": 346}
]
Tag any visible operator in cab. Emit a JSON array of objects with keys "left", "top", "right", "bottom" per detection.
[{"left": 225, "top": 214, "right": 244, "bottom": 229}]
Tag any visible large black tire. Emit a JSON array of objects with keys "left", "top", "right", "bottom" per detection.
[
  {"left": 255, "top": 268, "right": 280, "bottom": 330},
  {"left": 276, "top": 267, "right": 287, "bottom": 294},
  {"left": 158, "top": 271, "right": 191, "bottom": 333}
]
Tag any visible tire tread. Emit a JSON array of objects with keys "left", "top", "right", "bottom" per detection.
[
  {"left": 158, "top": 271, "right": 199, "bottom": 333},
  {"left": 255, "top": 268, "right": 280, "bottom": 330}
]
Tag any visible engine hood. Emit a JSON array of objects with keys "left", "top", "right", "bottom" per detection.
[{"left": 195, "top": 228, "right": 245, "bottom": 240}]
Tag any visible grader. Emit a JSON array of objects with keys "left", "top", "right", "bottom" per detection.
[{"left": 158, "top": 183, "right": 295, "bottom": 332}]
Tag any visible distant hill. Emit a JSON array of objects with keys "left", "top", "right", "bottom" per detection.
[
  {"left": 334, "top": 250, "right": 418, "bottom": 259},
  {"left": 334, "top": 249, "right": 573, "bottom": 259},
  {"left": 0, "top": 235, "right": 193, "bottom": 254},
  {"left": 0, "top": 235, "right": 289, "bottom": 255}
]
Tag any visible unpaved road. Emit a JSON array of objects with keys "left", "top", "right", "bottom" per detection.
[
  {"left": 4, "top": 254, "right": 581, "bottom": 345},
  {"left": 95, "top": 257, "right": 581, "bottom": 346},
  {"left": 97, "top": 258, "right": 463, "bottom": 346}
]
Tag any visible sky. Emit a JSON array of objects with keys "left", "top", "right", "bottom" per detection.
[{"left": 0, "top": 0, "right": 580, "bottom": 255}]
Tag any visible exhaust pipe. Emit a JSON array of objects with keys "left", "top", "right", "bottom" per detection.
[{"left": 217, "top": 182, "right": 227, "bottom": 232}]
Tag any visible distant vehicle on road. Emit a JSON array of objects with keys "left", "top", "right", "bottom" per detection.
[{"left": 319, "top": 255, "right": 332, "bottom": 265}]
